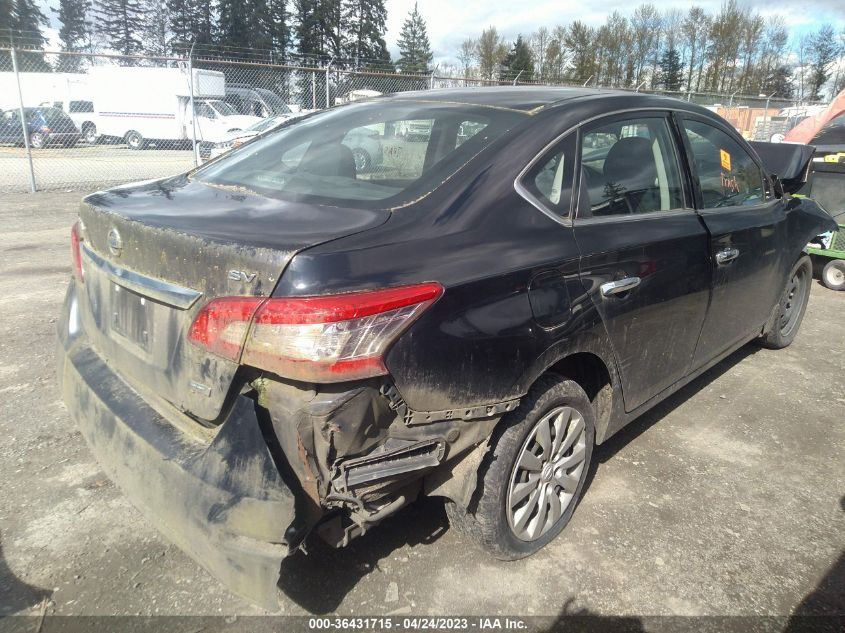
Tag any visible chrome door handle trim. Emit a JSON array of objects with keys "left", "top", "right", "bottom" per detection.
[
  {"left": 600, "top": 277, "right": 641, "bottom": 297},
  {"left": 715, "top": 247, "right": 740, "bottom": 265}
]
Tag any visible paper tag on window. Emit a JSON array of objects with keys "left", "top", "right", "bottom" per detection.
[{"left": 720, "top": 149, "right": 732, "bottom": 171}]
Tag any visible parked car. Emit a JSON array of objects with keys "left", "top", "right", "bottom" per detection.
[
  {"left": 199, "top": 113, "right": 303, "bottom": 161},
  {"left": 335, "top": 89, "right": 382, "bottom": 105},
  {"left": 225, "top": 84, "right": 292, "bottom": 118},
  {"left": 58, "top": 88, "right": 835, "bottom": 609},
  {"left": 0, "top": 106, "right": 81, "bottom": 148},
  {"left": 40, "top": 99, "right": 99, "bottom": 144}
]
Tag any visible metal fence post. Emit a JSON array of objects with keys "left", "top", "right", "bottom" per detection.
[
  {"left": 312, "top": 71, "right": 316, "bottom": 110},
  {"left": 11, "top": 47, "right": 36, "bottom": 193},
  {"left": 188, "top": 44, "right": 199, "bottom": 167},
  {"left": 325, "top": 57, "right": 334, "bottom": 109}
]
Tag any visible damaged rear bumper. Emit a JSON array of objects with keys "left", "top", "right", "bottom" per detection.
[{"left": 57, "top": 333, "right": 304, "bottom": 610}]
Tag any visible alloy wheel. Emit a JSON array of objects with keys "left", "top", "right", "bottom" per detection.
[{"left": 507, "top": 405, "right": 587, "bottom": 541}]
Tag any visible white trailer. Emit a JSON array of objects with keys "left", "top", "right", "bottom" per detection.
[{"left": 90, "top": 66, "right": 262, "bottom": 149}]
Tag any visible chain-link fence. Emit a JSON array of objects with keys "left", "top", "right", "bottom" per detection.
[{"left": 0, "top": 47, "right": 826, "bottom": 193}]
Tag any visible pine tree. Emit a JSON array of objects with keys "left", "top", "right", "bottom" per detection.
[
  {"left": 295, "top": 0, "right": 342, "bottom": 60},
  {"left": 1, "top": 0, "right": 16, "bottom": 69},
  {"left": 166, "top": 0, "right": 214, "bottom": 54},
  {"left": 502, "top": 35, "right": 534, "bottom": 82},
  {"left": 55, "top": 0, "right": 91, "bottom": 70},
  {"left": 342, "top": 0, "right": 388, "bottom": 68},
  {"left": 396, "top": 2, "right": 432, "bottom": 73},
  {"left": 763, "top": 65, "right": 793, "bottom": 99},
  {"left": 216, "top": 0, "right": 255, "bottom": 55},
  {"left": 141, "top": 0, "right": 168, "bottom": 56},
  {"left": 295, "top": 0, "right": 322, "bottom": 58},
  {"left": 658, "top": 48, "right": 683, "bottom": 91},
  {"left": 13, "top": 0, "right": 50, "bottom": 70},
  {"left": 265, "top": 0, "right": 291, "bottom": 60},
  {"left": 807, "top": 25, "right": 838, "bottom": 100},
  {"left": 94, "top": 0, "right": 144, "bottom": 57}
]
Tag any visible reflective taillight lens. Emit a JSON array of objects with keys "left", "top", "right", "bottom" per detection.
[
  {"left": 71, "top": 220, "right": 84, "bottom": 282},
  {"left": 187, "top": 283, "right": 443, "bottom": 382},
  {"left": 188, "top": 297, "right": 265, "bottom": 361}
]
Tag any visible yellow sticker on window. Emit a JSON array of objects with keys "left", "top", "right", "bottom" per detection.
[{"left": 720, "top": 149, "right": 732, "bottom": 171}]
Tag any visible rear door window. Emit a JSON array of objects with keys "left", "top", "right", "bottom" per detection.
[
  {"left": 578, "top": 116, "right": 685, "bottom": 217},
  {"left": 519, "top": 133, "right": 577, "bottom": 216}
]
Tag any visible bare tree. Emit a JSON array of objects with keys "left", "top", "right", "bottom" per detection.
[
  {"left": 475, "top": 26, "right": 507, "bottom": 80},
  {"left": 681, "top": 7, "right": 711, "bottom": 92},
  {"left": 457, "top": 37, "right": 476, "bottom": 79},
  {"left": 564, "top": 20, "right": 595, "bottom": 84},
  {"left": 531, "top": 27, "right": 549, "bottom": 81},
  {"left": 630, "top": 4, "right": 661, "bottom": 87}
]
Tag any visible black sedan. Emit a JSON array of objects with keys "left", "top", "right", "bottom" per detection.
[
  {"left": 57, "top": 88, "right": 835, "bottom": 608},
  {"left": 0, "top": 106, "right": 81, "bottom": 148}
]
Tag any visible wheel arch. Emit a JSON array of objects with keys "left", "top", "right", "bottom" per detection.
[{"left": 515, "top": 338, "right": 622, "bottom": 445}]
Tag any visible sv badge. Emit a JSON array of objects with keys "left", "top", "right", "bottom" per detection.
[{"left": 228, "top": 270, "right": 257, "bottom": 283}]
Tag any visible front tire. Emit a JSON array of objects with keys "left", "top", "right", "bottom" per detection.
[
  {"left": 759, "top": 255, "right": 812, "bottom": 349},
  {"left": 29, "top": 131, "right": 45, "bottom": 149},
  {"left": 822, "top": 259, "right": 845, "bottom": 291},
  {"left": 454, "top": 375, "right": 595, "bottom": 560}
]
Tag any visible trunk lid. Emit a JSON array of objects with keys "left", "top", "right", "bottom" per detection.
[{"left": 77, "top": 176, "right": 389, "bottom": 421}]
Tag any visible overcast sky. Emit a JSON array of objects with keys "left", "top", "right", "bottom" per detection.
[
  {"left": 385, "top": 0, "right": 845, "bottom": 65},
  {"left": 33, "top": 0, "right": 845, "bottom": 62}
]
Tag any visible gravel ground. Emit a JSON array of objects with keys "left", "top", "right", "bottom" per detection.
[
  {"left": 1, "top": 191, "right": 843, "bottom": 623},
  {"left": 0, "top": 145, "right": 194, "bottom": 193}
]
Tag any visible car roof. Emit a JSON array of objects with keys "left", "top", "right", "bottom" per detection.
[
  {"left": 381, "top": 86, "right": 715, "bottom": 117},
  {"left": 382, "top": 86, "right": 602, "bottom": 112}
]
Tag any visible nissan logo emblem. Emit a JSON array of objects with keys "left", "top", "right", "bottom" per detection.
[{"left": 107, "top": 227, "right": 123, "bottom": 257}]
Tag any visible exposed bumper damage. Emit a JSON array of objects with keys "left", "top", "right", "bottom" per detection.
[
  {"left": 253, "top": 377, "right": 509, "bottom": 549},
  {"left": 57, "top": 283, "right": 515, "bottom": 607},
  {"left": 58, "top": 339, "right": 302, "bottom": 609}
]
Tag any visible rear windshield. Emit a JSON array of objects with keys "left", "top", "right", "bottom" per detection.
[{"left": 193, "top": 100, "right": 524, "bottom": 209}]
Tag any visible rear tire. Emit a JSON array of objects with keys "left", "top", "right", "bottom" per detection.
[
  {"left": 451, "top": 375, "right": 595, "bottom": 560},
  {"left": 759, "top": 256, "right": 812, "bottom": 349},
  {"left": 822, "top": 259, "right": 845, "bottom": 291},
  {"left": 352, "top": 148, "right": 372, "bottom": 173},
  {"left": 82, "top": 123, "right": 97, "bottom": 144},
  {"left": 126, "top": 130, "right": 145, "bottom": 150}
]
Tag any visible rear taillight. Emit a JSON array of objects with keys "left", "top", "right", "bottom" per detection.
[
  {"left": 71, "top": 220, "right": 84, "bottom": 281},
  {"left": 188, "top": 283, "right": 443, "bottom": 383},
  {"left": 188, "top": 297, "right": 264, "bottom": 361}
]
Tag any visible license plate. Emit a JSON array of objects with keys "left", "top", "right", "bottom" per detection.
[{"left": 110, "top": 283, "right": 152, "bottom": 352}]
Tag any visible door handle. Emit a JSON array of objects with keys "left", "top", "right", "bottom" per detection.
[
  {"left": 600, "top": 277, "right": 641, "bottom": 297},
  {"left": 715, "top": 247, "right": 740, "bottom": 265}
]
